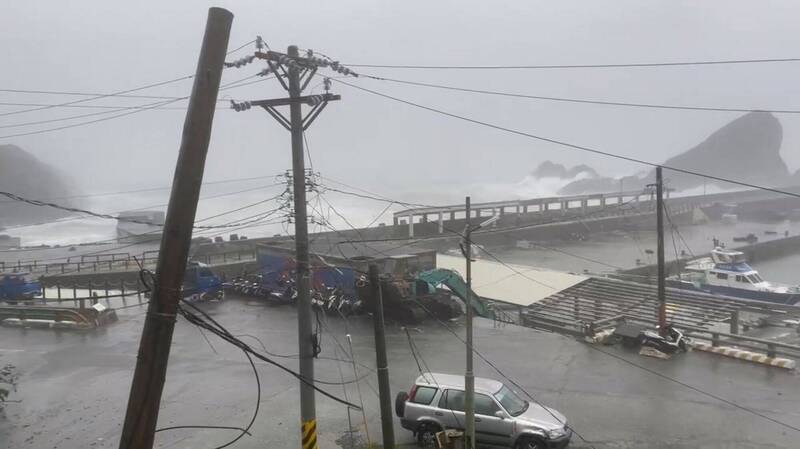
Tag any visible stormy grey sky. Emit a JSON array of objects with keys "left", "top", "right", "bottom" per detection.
[{"left": 3, "top": 0, "right": 800, "bottom": 202}]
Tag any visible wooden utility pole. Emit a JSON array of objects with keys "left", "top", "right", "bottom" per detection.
[
  {"left": 656, "top": 166, "right": 667, "bottom": 335},
  {"left": 464, "top": 196, "right": 475, "bottom": 449},
  {"left": 369, "top": 264, "right": 395, "bottom": 449},
  {"left": 118, "top": 8, "right": 232, "bottom": 449}
]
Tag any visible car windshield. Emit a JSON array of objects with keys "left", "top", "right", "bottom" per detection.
[{"left": 494, "top": 385, "right": 527, "bottom": 416}]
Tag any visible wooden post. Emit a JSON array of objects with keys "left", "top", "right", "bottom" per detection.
[{"left": 118, "top": 9, "right": 233, "bottom": 449}]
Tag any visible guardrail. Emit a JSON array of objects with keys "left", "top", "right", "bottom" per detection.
[
  {"left": 587, "top": 314, "right": 800, "bottom": 360},
  {"left": 1, "top": 248, "right": 257, "bottom": 276}
]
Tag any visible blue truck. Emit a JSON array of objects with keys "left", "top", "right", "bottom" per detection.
[
  {"left": 0, "top": 271, "right": 42, "bottom": 304},
  {"left": 183, "top": 262, "right": 224, "bottom": 302}
]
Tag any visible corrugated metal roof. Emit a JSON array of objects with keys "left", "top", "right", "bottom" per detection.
[{"left": 436, "top": 254, "right": 587, "bottom": 307}]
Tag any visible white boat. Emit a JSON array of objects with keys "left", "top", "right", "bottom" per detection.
[
  {"left": 669, "top": 247, "right": 800, "bottom": 305},
  {"left": 116, "top": 210, "right": 165, "bottom": 243}
]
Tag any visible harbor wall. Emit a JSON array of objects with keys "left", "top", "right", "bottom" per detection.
[{"left": 620, "top": 234, "right": 800, "bottom": 280}]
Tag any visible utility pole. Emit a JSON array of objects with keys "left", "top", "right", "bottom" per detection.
[
  {"left": 464, "top": 196, "right": 475, "bottom": 449},
  {"left": 287, "top": 45, "right": 317, "bottom": 445},
  {"left": 232, "top": 45, "right": 341, "bottom": 449},
  {"left": 460, "top": 198, "right": 499, "bottom": 449},
  {"left": 656, "top": 166, "right": 667, "bottom": 335},
  {"left": 118, "top": 7, "right": 232, "bottom": 449},
  {"left": 369, "top": 264, "right": 395, "bottom": 449}
]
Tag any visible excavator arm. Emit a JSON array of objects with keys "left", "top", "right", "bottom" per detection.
[{"left": 416, "top": 268, "right": 494, "bottom": 319}]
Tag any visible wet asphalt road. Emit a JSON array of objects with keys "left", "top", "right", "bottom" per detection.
[{"left": 1, "top": 295, "right": 799, "bottom": 449}]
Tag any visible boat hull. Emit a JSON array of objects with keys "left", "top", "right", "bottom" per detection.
[{"left": 667, "top": 279, "right": 800, "bottom": 305}]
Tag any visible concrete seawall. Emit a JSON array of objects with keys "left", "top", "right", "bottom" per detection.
[{"left": 620, "top": 234, "right": 800, "bottom": 280}]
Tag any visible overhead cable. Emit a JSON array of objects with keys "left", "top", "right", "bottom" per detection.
[
  {"left": 332, "top": 78, "right": 800, "bottom": 201},
  {"left": 345, "top": 57, "right": 800, "bottom": 70}
]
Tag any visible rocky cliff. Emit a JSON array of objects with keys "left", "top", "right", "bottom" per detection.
[
  {"left": 558, "top": 111, "right": 790, "bottom": 195},
  {"left": 0, "top": 145, "right": 77, "bottom": 227}
]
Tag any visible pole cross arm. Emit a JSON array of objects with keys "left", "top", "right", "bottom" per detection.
[
  {"left": 255, "top": 50, "right": 317, "bottom": 69},
  {"left": 250, "top": 93, "right": 340, "bottom": 108}
]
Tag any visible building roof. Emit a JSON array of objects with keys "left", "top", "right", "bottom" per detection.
[{"left": 436, "top": 254, "right": 587, "bottom": 307}]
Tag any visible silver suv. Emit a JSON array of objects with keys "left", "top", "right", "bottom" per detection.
[{"left": 396, "top": 372, "right": 571, "bottom": 449}]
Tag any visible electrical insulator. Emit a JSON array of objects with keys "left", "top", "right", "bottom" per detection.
[
  {"left": 257, "top": 68, "right": 271, "bottom": 77},
  {"left": 306, "top": 95, "right": 322, "bottom": 106},
  {"left": 324, "top": 78, "right": 331, "bottom": 92},
  {"left": 256, "top": 36, "right": 264, "bottom": 50}
]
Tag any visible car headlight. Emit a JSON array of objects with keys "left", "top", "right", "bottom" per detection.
[{"left": 545, "top": 427, "right": 566, "bottom": 439}]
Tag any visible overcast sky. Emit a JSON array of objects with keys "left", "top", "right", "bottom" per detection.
[{"left": 3, "top": 0, "right": 800, "bottom": 205}]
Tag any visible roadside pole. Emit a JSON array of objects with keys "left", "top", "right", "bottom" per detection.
[
  {"left": 286, "top": 45, "right": 318, "bottom": 447},
  {"left": 464, "top": 196, "right": 476, "bottom": 449},
  {"left": 656, "top": 166, "right": 667, "bottom": 335},
  {"left": 369, "top": 264, "right": 395, "bottom": 449},
  {"left": 238, "top": 45, "right": 341, "bottom": 449},
  {"left": 118, "top": 8, "right": 232, "bottom": 449}
]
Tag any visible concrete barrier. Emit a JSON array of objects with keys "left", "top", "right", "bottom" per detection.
[{"left": 692, "top": 342, "right": 796, "bottom": 369}]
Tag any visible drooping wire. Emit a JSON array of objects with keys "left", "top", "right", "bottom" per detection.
[
  {"left": 410, "top": 297, "right": 597, "bottom": 448},
  {"left": 331, "top": 78, "right": 800, "bottom": 202},
  {"left": 155, "top": 350, "right": 260, "bottom": 449},
  {"left": 344, "top": 57, "right": 800, "bottom": 70},
  {"left": 358, "top": 73, "right": 800, "bottom": 115},
  {"left": 584, "top": 343, "right": 800, "bottom": 434},
  {"left": 176, "top": 298, "right": 363, "bottom": 407}
]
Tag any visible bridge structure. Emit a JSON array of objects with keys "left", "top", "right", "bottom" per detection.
[{"left": 393, "top": 189, "right": 669, "bottom": 237}]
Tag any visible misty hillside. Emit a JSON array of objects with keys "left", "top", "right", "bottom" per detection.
[
  {"left": 558, "top": 111, "right": 791, "bottom": 195},
  {"left": 0, "top": 144, "right": 77, "bottom": 227}
]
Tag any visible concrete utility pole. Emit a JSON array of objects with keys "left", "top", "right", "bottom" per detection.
[
  {"left": 234, "top": 45, "right": 341, "bottom": 449},
  {"left": 369, "top": 264, "right": 395, "bottom": 449},
  {"left": 118, "top": 7, "right": 232, "bottom": 449},
  {"left": 464, "top": 196, "right": 476, "bottom": 449},
  {"left": 656, "top": 166, "right": 667, "bottom": 335},
  {"left": 286, "top": 45, "right": 318, "bottom": 443}
]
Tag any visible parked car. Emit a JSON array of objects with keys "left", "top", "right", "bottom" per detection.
[{"left": 396, "top": 372, "right": 571, "bottom": 448}]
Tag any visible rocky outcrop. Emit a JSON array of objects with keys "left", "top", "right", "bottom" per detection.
[
  {"left": 558, "top": 111, "right": 789, "bottom": 194},
  {"left": 531, "top": 161, "right": 598, "bottom": 179},
  {"left": 0, "top": 145, "right": 77, "bottom": 226}
]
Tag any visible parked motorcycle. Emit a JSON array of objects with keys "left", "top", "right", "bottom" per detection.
[{"left": 638, "top": 325, "right": 688, "bottom": 354}]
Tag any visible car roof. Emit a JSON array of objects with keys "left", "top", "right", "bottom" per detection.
[{"left": 415, "top": 372, "right": 504, "bottom": 394}]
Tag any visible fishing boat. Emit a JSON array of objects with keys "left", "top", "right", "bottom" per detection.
[{"left": 668, "top": 247, "right": 800, "bottom": 305}]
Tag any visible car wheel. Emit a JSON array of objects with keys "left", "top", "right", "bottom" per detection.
[
  {"left": 416, "top": 422, "right": 440, "bottom": 448},
  {"left": 515, "top": 436, "right": 546, "bottom": 449}
]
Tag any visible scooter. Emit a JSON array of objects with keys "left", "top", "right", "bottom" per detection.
[{"left": 638, "top": 325, "right": 688, "bottom": 354}]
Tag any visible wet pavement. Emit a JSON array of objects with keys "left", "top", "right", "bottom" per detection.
[{"left": 1, "top": 295, "right": 799, "bottom": 449}]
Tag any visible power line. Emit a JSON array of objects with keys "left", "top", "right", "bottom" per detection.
[
  {"left": 584, "top": 344, "right": 800, "bottom": 434},
  {"left": 409, "top": 297, "right": 596, "bottom": 448},
  {"left": 177, "top": 298, "right": 362, "bottom": 409},
  {"left": 0, "top": 75, "right": 265, "bottom": 137},
  {"left": 345, "top": 57, "right": 800, "bottom": 70},
  {"left": 332, "top": 78, "right": 800, "bottom": 201},
  {"left": 0, "top": 189, "right": 285, "bottom": 230},
  {"left": 0, "top": 101, "right": 195, "bottom": 110},
  {"left": 359, "top": 74, "right": 800, "bottom": 115},
  {"left": 0, "top": 76, "right": 194, "bottom": 118},
  {"left": 0, "top": 98, "right": 185, "bottom": 138},
  {"left": 0, "top": 182, "right": 283, "bottom": 236},
  {"left": 226, "top": 39, "right": 256, "bottom": 55}
]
